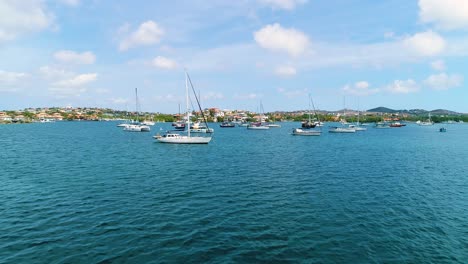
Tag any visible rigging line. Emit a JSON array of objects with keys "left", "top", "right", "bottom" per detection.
[{"left": 186, "top": 72, "right": 210, "bottom": 129}]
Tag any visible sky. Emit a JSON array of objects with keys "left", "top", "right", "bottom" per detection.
[{"left": 1, "top": 0, "right": 468, "bottom": 113}]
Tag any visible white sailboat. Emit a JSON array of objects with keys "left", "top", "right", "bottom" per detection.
[
  {"left": 154, "top": 71, "right": 212, "bottom": 144},
  {"left": 123, "top": 88, "right": 150, "bottom": 132},
  {"left": 329, "top": 96, "right": 355, "bottom": 133},
  {"left": 418, "top": 113, "right": 434, "bottom": 126},
  {"left": 247, "top": 101, "right": 269, "bottom": 130},
  {"left": 293, "top": 95, "right": 322, "bottom": 136}
]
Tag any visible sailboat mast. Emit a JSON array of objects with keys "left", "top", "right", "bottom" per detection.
[
  {"left": 185, "top": 71, "right": 190, "bottom": 138},
  {"left": 135, "top": 88, "right": 139, "bottom": 121}
]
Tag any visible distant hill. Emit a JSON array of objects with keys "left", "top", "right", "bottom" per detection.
[
  {"left": 366, "top": 107, "right": 461, "bottom": 115},
  {"left": 366, "top": 107, "right": 398, "bottom": 113},
  {"left": 430, "top": 109, "right": 460, "bottom": 115}
]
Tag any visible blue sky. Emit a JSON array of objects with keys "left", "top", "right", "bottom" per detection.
[{"left": 1, "top": 0, "right": 468, "bottom": 113}]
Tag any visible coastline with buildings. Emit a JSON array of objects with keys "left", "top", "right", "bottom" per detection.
[{"left": 2, "top": 106, "right": 467, "bottom": 125}]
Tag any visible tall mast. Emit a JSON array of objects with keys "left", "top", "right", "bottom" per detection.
[
  {"left": 185, "top": 70, "right": 190, "bottom": 138},
  {"left": 135, "top": 88, "right": 139, "bottom": 121}
]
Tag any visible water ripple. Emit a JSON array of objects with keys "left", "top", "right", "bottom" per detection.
[{"left": 0, "top": 122, "right": 467, "bottom": 263}]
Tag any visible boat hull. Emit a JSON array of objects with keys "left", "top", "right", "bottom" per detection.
[
  {"left": 123, "top": 124, "right": 151, "bottom": 132},
  {"left": 292, "top": 128, "right": 321, "bottom": 136},
  {"left": 329, "top": 127, "right": 356, "bottom": 133},
  {"left": 154, "top": 135, "right": 211, "bottom": 144},
  {"left": 247, "top": 126, "right": 269, "bottom": 130}
]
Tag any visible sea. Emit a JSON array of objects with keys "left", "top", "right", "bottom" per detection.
[{"left": 1, "top": 121, "right": 467, "bottom": 263}]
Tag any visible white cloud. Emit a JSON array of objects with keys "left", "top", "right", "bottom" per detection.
[
  {"left": 277, "top": 87, "right": 308, "bottom": 98},
  {"left": 109, "top": 97, "right": 128, "bottom": 104},
  {"left": 154, "top": 94, "right": 180, "bottom": 102},
  {"left": 201, "top": 92, "right": 224, "bottom": 100},
  {"left": 384, "top": 31, "right": 395, "bottom": 39},
  {"left": 430, "top": 60, "right": 446, "bottom": 71},
  {"left": 53, "top": 73, "right": 98, "bottom": 87},
  {"left": 0, "top": 70, "right": 28, "bottom": 92},
  {"left": 258, "top": 0, "right": 307, "bottom": 10},
  {"left": 0, "top": 0, "right": 54, "bottom": 42},
  {"left": 343, "top": 81, "right": 379, "bottom": 96},
  {"left": 254, "top": 23, "right": 310, "bottom": 56},
  {"left": 39, "top": 66, "right": 73, "bottom": 80},
  {"left": 419, "top": 0, "right": 468, "bottom": 30},
  {"left": 53, "top": 50, "right": 96, "bottom": 64},
  {"left": 234, "top": 93, "right": 260, "bottom": 100},
  {"left": 48, "top": 73, "right": 97, "bottom": 97},
  {"left": 119, "top": 20, "right": 164, "bottom": 51},
  {"left": 403, "top": 30, "right": 446, "bottom": 56},
  {"left": 59, "top": 0, "right": 80, "bottom": 7},
  {"left": 152, "top": 56, "right": 178, "bottom": 70},
  {"left": 95, "top": 88, "right": 110, "bottom": 94},
  {"left": 0, "top": 70, "right": 28, "bottom": 84},
  {"left": 385, "top": 79, "right": 420, "bottom": 94},
  {"left": 424, "top": 73, "right": 463, "bottom": 90},
  {"left": 275, "top": 65, "right": 297, "bottom": 77}
]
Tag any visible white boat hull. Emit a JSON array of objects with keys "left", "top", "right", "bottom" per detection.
[
  {"left": 247, "top": 126, "right": 269, "bottom": 130},
  {"left": 123, "top": 124, "right": 151, "bottom": 132},
  {"left": 329, "top": 127, "right": 356, "bottom": 133},
  {"left": 189, "top": 128, "right": 214, "bottom": 133},
  {"left": 266, "top": 124, "right": 281, "bottom": 128},
  {"left": 154, "top": 135, "right": 211, "bottom": 144},
  {"left": 292, "top": 128, "right": 321, "bottom": 136}
]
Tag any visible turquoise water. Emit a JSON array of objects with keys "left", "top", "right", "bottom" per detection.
[{"left": 1, "top": 121, "right": 467, "bottom": 263}]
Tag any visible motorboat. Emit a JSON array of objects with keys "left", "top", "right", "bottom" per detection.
[
  {"left": 123, "top": 124, "right": 150, "bottom": 132},
  {"left": 220, "top": 122, "right": 236, "bottom": 128}
]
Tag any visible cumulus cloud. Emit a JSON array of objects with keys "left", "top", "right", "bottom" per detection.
[
  {"left": 275, "top": 65, "right": 297, "bottom": 77},
  {"left": 119, "top": 20, "right": 164, "bottom": 51},
  {"left": 424, "top": 73, "right": 463, "bottom": 90},
  {"left": 419, "top": 0, "right": 468, "bottom": 30},
  {"left": 343, "top": 81, "right": 379, "bottom": 96},
  {"left": 385, "top": 79, "right": 420, "bottom": 94},
  {"left": 53, "top": 73, "right": 98, "bottom": 87},
  {"left": 254, "top": 23, "right": 310, "bottom": 56},
  {"left": 48, "top": 73, "right": 97, "bottom": 97},
  {"left": 53, "top": 50, "right": 96, "bottom": 64},
  {"left": 0, "top": 0, "right": 54, "bottom": 42},
  {"left": 258, "top": 0, "right": 307, "bottom": 10},
  {"left": 152, "top": 56, "right": 178, "bottom": 70},
  {"left": 430, "top": 59, "right": 446, "bottom": 71},
  {"left": 403, "top": 30, "right": 446, "bottom": 56},
  {"left": 39, "top": 66, "right": 73, "bottom": 80}
]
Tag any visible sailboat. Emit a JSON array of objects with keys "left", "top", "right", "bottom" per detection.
[
  {"left": 417, "top": 112, "right": 434, "bottom": 126},
  {"left": 123, "top": 88, "right": 150, "bottom": 132},
  {"left": 293, "top": 95, "right": 322, "bottom": 136},
  {"left": 154, "top": 71, "right": 212, "bottom": 144},
  {"left": 247, "top": 101, "right": 269, "bottom": 130},
  {"left": 329, "top": 96, "right": 355, "bottom": 133},
  {"left": 349, "top": 101, "right": 367, "bottom": 131}
]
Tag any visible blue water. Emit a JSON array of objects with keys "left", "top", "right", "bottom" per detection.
[{"left": 1, "top": 121, "right": 467, "bottom": 263}]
